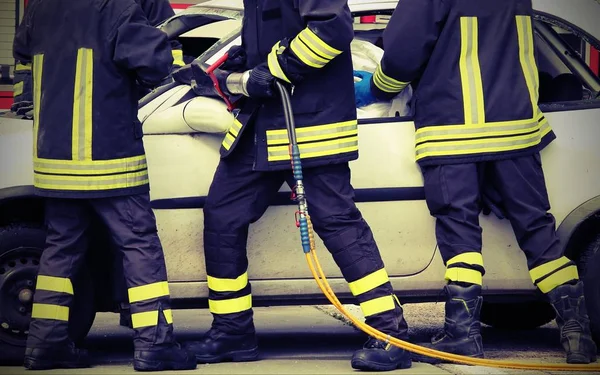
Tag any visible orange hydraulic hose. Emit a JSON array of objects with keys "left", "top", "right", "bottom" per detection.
[{"left": 304, "top": 218, "right": 600, "bottom": 372}]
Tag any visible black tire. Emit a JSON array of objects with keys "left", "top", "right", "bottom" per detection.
[
  {"left": 577, "top": 232, "right": 600, "bottom": 345},
  {"left": 0, "top": 224, "right": 96, "bottom": 364},
  {"left": 480, "top": 300, "right": 556, "bottom": 330}
]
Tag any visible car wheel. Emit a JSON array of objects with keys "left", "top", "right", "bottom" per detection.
[
  {"left": 480, "top": 300, "right": 555, "bottom": 330},
  {"left": 0, "top": 224, "right": 96, "bottom": 364},
  {"left": 576, "top": 232, "right": 600, "bottom": 345}
]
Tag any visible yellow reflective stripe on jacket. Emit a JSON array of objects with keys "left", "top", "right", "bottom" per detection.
[
  {"left": 516, "top": 15, "right": 540, "bottom": 117},
  {"left": 13, "top": 81, "right": 24, "bottom": 97},
  {"left": 267, "top": 120, "right": 357, "bottom": 146},
  {"left": 33, "top": 54, "right": 44, "bottom": 159},
  {"left": 268, "top": 42, "right": 291, "bottom": 83},
  {"left": 290, "top": 27, "right": 342, "bottom": 69},
  {"left": 359, "top": 295, "right": 395, "bottom": 317},
  {"left": 459, "top": 17, "right": 485, "bottom": 125},
  {"left": 446, "top": 252, "right": 484, "bottom": 267},
  {"left": 34, "top": 170, "right": 148, "bottom": 191},
  {"left": 221, "top": 120, "right": 242, "bottom": 150},
  {"left": 445, "top": 267, "right": 483, "bottom": 286},
  {"left": 131, "top": 309, "right": 173, "bottom": 328},
  {"left": 16, "top": 62, "right": 32, "bottom": 71},
  {"left": 415, "top": 120, "right": 550, "bottom": 160},
  {"left": 268, "top": 137, "right": 358, "bottom": 162},
  {"left": 207, "top": 272, "right": 248, "bottom": 293},
  {"left": 34, "top": 155, "right": 147, "bottom": 176},
  {"left": 36, "top": 275, "right": 74, "bottom": 295},
  {"left": 373, "top": 64, "right": 409, "bottom": 94},
  {"left": 348, "top": 268, "right": 389, "bottom": 296},
  {"left": 72, "top": 48, "right": 94, "bottom": 161},
  {"left": 209, "top": 295, "right": 252, "bottom": 315},
  {"left": 172, "top": 49, "right": 185, "bottom": 67},
  {"left": 128, "top": 281, "right": 170, "bottom": 303},
  {"left": 32, "top": 303, "right": 69, "bottom": 321}
]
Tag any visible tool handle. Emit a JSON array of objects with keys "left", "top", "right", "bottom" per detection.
[{"left": 206, "top": 53, "right": 235, "bottom": 111}]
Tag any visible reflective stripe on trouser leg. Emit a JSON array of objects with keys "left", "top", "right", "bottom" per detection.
[
  {"left": 26, "top": 199, "right": 91, "bottom": 349},
  {"left": 90, "top": 194, "right": 175, "bottom": 349},
  {"left": 202, "top": 153, "right": 285, "bottom": 334},
  {"left": 529, "top": 256, "right": 579, "bottom": 293},
  {"left": 444, "top": 252, "right": 485, "bottom": 285},
  {"left": 294, "top": 163, "right": 402, "bottom": 336}
]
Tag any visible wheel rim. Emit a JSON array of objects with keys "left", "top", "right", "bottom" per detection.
[{"left": 0, "top": 247, "right": 42, "bottom": 346}]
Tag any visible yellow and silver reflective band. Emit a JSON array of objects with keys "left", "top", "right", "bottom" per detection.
[
  {"left": 267, "top": 41, "right": 291, "bottom": 83},
  {"left": 290, "top": 27, "right": 342, "bottom": 69},
  {"left": 222, "top": 119, "right": 243, "bottom": 150},
  {"left": 13, "top": 81, "right": 24, "bottom": 97},
  {"left": 34, "top": 155, "right": 147, "bottom": 176},
  {"left": 359, "top": 295, "right": 395, "bottom": 317},
  {"left": 131, "top": 309, "right": 173, "bottom": 328},
  {"left": 33, "top": 54, "right": 44, "bottom": 158},
  {"left": 172, "top": 49, "right": 185, "bottom": 67},
  {"left": 208, "top": 294, "right": 252, "bottom": 315},
  {"left": 415, "top": 117, "right": 551, "bottom": 161},
  {"left": 530, "top": 256, "right": 579, "bottom": 293},
  {"left": 348, "top": 268, "right": 389, "bottom": 296},
  {"left": 266, "top": 120, "right": 359, "bottom": 161},
  {"left": 72, "top": 48, "right": 94, "bottom": 161},
  {"left": 446, "top": 252, "right": 484, "bottom": 268},
  {"left": 516, "top": 15, "right": 540, "bottom": 116},
  {"left": 415, "top": 113, "right": 545, "bottom": 143},
  {"left": 15, "top": 62, "right": 31, "bottom": 71},
  {"left": 373, "top": 64, "right": 409, "bottom": 94},
  {"left": 267, "top": 120, "right": 358, "bottom": 146},
  {"left": 31, "top": 303, "right": 69, "bottom": 321},
  {"left": 36, "top": 275, "right": 74, "bottom": 295},
  {"left": 268, "top": 137, "right": 358, "bottom": 161},
  {"left": 34, "top": 169, "right": 148, "bottom": 191},
  {"left": 128, "top": 281, "right": 170, "bottom": 304},
  {"left": 445, "top": 267, "right": 483, "bottom": 286},
  {"left": 208, "top": 272, "right": 248, "bottom": 293},
  {"left": 459, "top": 16, "right": 485, "bottom": 125}
]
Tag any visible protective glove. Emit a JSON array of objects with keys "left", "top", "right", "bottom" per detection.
[
  {"left": 245, "top": 63, "right": 276, "bottom": 98},
  {"left": 354, "top": 70, "right": 378, "bottom": 107},
  {"left": 221, "top": 45, "right": 247, "bottom": 72}
]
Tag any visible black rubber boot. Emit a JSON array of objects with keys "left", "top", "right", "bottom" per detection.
[
  {"left": 133, "top": 343, "right": 197, "bottom": 371},
  {"left": 351, "top": 306, "right": 412, "bottom": 371},
  {"left": 184, "top": 328, "right": 259, "bottom": 363},
  {"left": 23, "top": 341, "right": 90, "bottom": 370},
  {"left": 414, "top": 283, "right": 484, "bottom": 364},
  {"left": 546, "top": 281, "right": 597, "bottom": 364}
]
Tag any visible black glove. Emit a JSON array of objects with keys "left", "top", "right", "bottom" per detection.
[
  {"left": 221, "top": 45, "right": 247, "bottom": 72},
  {"left": 246, "top": 63, "right": 276, "bottom": 98}
]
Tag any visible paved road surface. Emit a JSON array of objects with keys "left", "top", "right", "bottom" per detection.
[{"left": 0, "top": 303, "right": 592, "bottom": 375}]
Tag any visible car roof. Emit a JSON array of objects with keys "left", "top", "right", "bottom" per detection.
[{"left": 190, "top": 0, "right": 600, "bottom": 42}]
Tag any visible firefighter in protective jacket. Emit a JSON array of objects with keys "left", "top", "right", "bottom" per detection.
[
  {"left": 13, "top": 0, "right": 196, "bottom": 371},
  {"left": 180, "top": 0, "right": 413, "bottom": 371},
  {"left": 354, "top": 0, "right": 597, "bottom": 364}
]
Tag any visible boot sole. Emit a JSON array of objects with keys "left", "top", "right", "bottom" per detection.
[
  {"left": 567, "top": 353, "right": 597, "bottom": 364},
  {"left": 351, "top": 358, "right": 412, "bottom": 371},
  {"left": 134, "top": 358, "right": 197, "bottom": 372},
  {"left": 23, "top": 356, "right": 90, "bottom": 370},
  {"left": 194, "top": 347, "right": 259, "bottom": 364}
]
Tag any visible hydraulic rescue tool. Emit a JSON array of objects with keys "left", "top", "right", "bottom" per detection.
[{"left": 205, "top": 55, "right": 600, "bottom": 372}]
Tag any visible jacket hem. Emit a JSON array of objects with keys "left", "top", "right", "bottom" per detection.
[{"left": 33, "top": 184, "right": 150, "bottom": 199}]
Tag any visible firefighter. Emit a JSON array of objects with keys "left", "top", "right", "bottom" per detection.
[
  {"left": 13, "top": 0, "right": 197, "bottom": 371},
  {"left": 353, "top": 0, "right": 597, "bottom": 365},
  {"left": 178, "top": 0, "right": 413, "bottom": 371}
]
